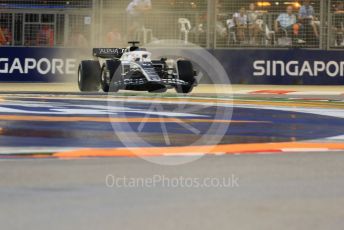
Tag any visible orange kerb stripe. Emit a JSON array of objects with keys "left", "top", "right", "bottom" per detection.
[{"left": 53, "top": 142, "right": 344, "bottom": 158}]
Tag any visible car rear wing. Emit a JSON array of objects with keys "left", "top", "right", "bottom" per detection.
[{"left": 92, "top": 48, "right": 125, "bottom": 59}]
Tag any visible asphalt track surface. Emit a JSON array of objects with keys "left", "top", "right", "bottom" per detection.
[{"left": 0, "top": 89, "right": 344, "bottom": 230}]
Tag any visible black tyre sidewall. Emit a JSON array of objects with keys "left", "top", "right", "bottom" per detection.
[
  {"left": 176, "top": 60, "right": 195, "bottom": 94},
  {"left": 78, "top": 61, "right": 101, "bottom": 92},
  {"left": 109, "top": 62, "right": 122, "bottom": 92},
  {"left": 101, "top": 64, "right": 110, "bottom": 92}
]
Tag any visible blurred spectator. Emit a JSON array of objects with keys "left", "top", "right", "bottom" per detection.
[
  {"left": 68, "top": 30, "right": 88, "bottom": 47},
  {"left": 215, "top": 0, "right": 227, "bottom": 40},
  {"left": 335, "top": 1, "right": 344, "bottom": 11},
  {"left": 275, "top": 6, "right": 302, "bottom": 43},
  {"left": 167, "top": 0, "right": 177, "bottom": 9},
  {"left": 36, "top": 25, "right": 54, "bottom": 47},
  {"left": 0, "top": 25, "right": 12, "bottom": 46},
  {"left": 334, "top": 1, "right": 344, "bottom": 28},
  {"left": 105, "top": 27, "right": 122, "bottom": 46},
  {"left": 247, "top": 3, "right": 263, "bottom": 44},
  {"left": 298, "top": 0, "right": 319, "bottom": 39},
  {"left": 333, "top": 1, "right": 344, "bottom": 46},
  {"left": 0, "top": 26, "right": 5, "bottom": 45},
  {"left": 126, "top": 0, "right": 152, "bottom": 39},
  {"left": 233, "top": 7, "right": 248, "bottom": 43},
  {"left": 216, "top": 20, "right": 227, "bottom": 38}
]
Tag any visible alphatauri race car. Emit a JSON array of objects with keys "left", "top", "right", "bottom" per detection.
[{"left": 78, "top": 41, "right": 198, "bottom": 93}]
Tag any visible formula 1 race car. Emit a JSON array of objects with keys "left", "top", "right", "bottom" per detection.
[{"left": 78, "top": 41, "right": 198, "bottom": 93}]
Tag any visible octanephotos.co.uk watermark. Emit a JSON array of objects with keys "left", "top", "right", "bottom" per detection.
[{"left": 105, "top": 174, "right": 240, "bottom": 189}]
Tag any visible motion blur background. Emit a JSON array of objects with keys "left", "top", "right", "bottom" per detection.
[
  {"left": 1, "top": 4, "right": 344, "bottom": 230},
  {"left": 0, "top": 0, "right": 343, "bottom": 49}
]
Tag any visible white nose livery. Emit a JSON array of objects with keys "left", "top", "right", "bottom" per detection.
[{"left": 121, "top": 51, "right": 152, "bottom": 63}]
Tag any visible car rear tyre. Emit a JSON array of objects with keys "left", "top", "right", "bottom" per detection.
[{"left": 78, "top": 60, "right": 101, "bottom": 92}]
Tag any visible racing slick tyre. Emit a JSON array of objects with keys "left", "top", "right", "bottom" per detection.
[
  {"left": 101, "top": 60, "right": 121, "bottom": 92},
  {"left": 175, "top": 60, "right": 195, "bottom": 94},
  {"left": 109, "top": 63, "right": 123, "bottom": 93},
  {"left": 78, "top": 60, "right": 101, "bottom": 92}
]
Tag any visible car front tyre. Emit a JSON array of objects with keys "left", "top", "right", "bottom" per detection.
[
  {"left": 100, "top": 64, "right": 110, "bottom": 92},
  {"left": 175, "top": 60, "right": 195, "bottom": 94}
]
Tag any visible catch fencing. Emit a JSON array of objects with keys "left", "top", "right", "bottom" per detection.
[{"left": 0, "top": 0, "right": 343, "bottom": 50}]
